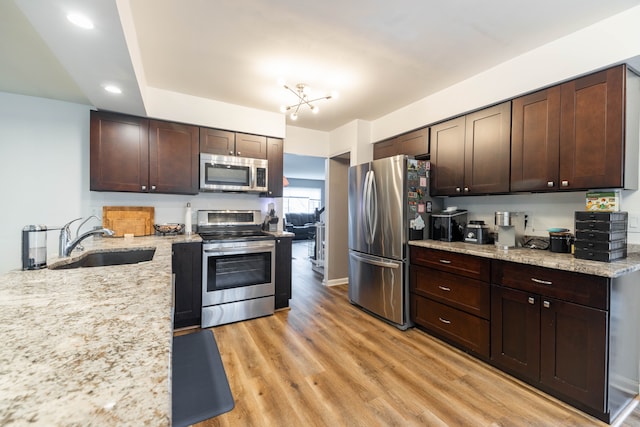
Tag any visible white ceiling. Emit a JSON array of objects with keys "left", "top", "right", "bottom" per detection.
[{"left": 3, "top": 0, "right": 640, "bottom": 132}]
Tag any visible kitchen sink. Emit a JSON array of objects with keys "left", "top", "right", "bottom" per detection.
[{"left": 49, "top": 248, "right": 156, "bottom": 270}]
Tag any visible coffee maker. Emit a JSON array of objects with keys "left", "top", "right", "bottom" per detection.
[
  {"left": 22, "top": 225, "right": 48, "bottom": 270},
  {"left": 494, "top": 212, "right": 525, "bottom": 249}
]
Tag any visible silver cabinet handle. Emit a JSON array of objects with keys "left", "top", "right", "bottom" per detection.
[
  {"left": 438, "top": 285, "right": 451, "bottom": 292},
  {"left": 237, "top": 151, "right": 241, "bottom": 156},
  {"left": 438, "top": 317, "right": 451, "bottom": 324},
  {"left": 229, "top": 150, "right": 234, "bottom": 155},
  {"left": 561, "top": 180, "right": 569, "bottom": 187},
  {"left": 547, "top": 181, "right": 554, "bottom": 187},
  {"left": 439, "top": 259, "right": 452, "bottom": 264},
  {"left": 455, "top": 187, "right": 461, "bottom": 193},
  {"left": 141, "top": 185, "right": 147, "bottom": 190},
  {"left": 464, "top": 187, "right": 470, "bottom": 192},
  {"left": 151, "top": 185, "right": 156, "bottom": 191},
  {"left": 531, "top": 277, "right": 552, "bottom": 285},
  {"left": 528, "top": 297, "right": 535, "bottom": 305},
  {"left": 543, "top": 300, "right": 551, "bottom": 308}
]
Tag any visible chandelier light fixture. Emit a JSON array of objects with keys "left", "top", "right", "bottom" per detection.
[{"left": 279, "top": 83, "right": 336, "bottom": 120}]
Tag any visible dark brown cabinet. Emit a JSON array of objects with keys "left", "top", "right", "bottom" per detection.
[
  {"left": 172, "top": 241, "right": 202, "bottom": 329},
  {"left": 511, "top": 65, "right": 629, "bottom": 192},
  {"left": 559, "top": 65, "right": 625, "bottom": 190},
  {"left": 431, "top": 102, "right": 511, "bottom": 196},
  {"left": 409, "top": 247, "right": 491, "bottom": 358},
  {"left": 200, "top": 127, "right": 267, "bottom": 159},
  {"left": 265, "top": 137, "right": 284, "bottom": 197},
  {"left": 373, "top": 128, "right": 429, "bottom": 160},
  {"left": 90, "top": 111, "right": 198, "bottom": 194},
  {"left": 511, "top": 86, "right": 561, "bottom": 192},
  {"left": 274, "top": 236, "right": 292, "bottom": 310},
  {"left": 491, "top": 260, "right": 609, "bottom": 419}
]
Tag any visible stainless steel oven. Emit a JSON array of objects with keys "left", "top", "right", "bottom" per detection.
[{"left": 199, "top": 210, "right": 275, "bottom": 327}]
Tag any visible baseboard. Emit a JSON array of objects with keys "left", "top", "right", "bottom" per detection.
[{"left": 324, "top": 277, "right": 348, "bottom": 287}]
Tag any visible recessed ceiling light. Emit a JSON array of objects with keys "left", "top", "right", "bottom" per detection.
[
  {"left": 104, "top": 85, "right": 122, "bottom": 94},
  {"left": 67, "top": 12, "right": 94, "bottom": 29}
]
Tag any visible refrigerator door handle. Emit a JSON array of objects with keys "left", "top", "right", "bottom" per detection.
[
  {"left": 362, "top": 170, "right": 370, "bottom": 243},
  {"left": 368, "top": 170, "right": 378, "bottom": 244},
  {"left": 350, "top": 252, "right": 400, "bottom": 269}
]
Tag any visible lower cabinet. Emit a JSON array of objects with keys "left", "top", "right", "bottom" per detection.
[
  {"left": 172, "top": 241, "right": 202, "bottom": 328},
  {"left": 274, "top": 236, "right": 292, "bottom": 310},
  {"left": 410, "top": 247, "right": 640, "bottom": 424},
  {"left": 491, "top": 260, "right": 609, "bottom": 418},
  {"left": 409, "top": 247, "right": 491, "bottom": 358}
]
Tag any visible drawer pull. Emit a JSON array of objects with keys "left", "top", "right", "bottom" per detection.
[
  {"left": 528, "top": 297, "right": 535, "bottom": 305},
  {"left": 531, "top": 277, "right": 552, "bottom": 286},
  {"left": 439, "top": 259, "right": 452, "bottom": 264},
  {"left": 543, "top": 300, "right": 551, "bottom": 308},
  {"left": 438, "top": 285, "right": 451, "bottom": 292},
  {"left": 438, "top": 317, "right": 451, "bottom": 324}
]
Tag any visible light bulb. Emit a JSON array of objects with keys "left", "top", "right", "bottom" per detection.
[
  {"left": 311, "top": 105, "right": 319, "bottom": 114},
  {"left": 331, "top": 90, "right": 339, "bottom": 100},
  {"left": 290, "top": 112, "right": 298, "bottom": 120},
  {"left": 279, "top": 105, "right": 287, "bottom": 113}
]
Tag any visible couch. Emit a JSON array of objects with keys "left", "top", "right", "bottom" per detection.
[{"left": 284, "top": 213, "right": 316, "bottom": 240}]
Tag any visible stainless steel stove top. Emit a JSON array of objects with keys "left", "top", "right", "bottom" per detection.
[{"left": 197, "top": 209, "right": 273, "bottom": 242}]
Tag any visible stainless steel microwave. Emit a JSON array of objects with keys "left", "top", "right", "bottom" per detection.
[{"left": 200, "top": 153, "right": 268, "bottom": 192}]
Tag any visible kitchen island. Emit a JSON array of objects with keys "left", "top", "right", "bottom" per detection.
[{"left": 0, "top": 234, "right": 199, "bottom": 426}]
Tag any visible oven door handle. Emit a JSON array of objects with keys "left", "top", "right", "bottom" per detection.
[{"left": 203, "top": 245, "right": 275, "bottom": 255}]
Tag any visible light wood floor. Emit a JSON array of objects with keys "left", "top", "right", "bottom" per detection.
[{"left": 190, "top": 241, "right": 640, "bottom": 427}]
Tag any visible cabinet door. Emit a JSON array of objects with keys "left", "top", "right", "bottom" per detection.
[
  {"left": 464, "top": 102, "right": 511, "bottom": 194},
  {"left": 559, "top": 65, "right": 624, "bottom": 190},
  {"left": 431, "top": 116, "right": 466, "bottom": 196},
  {"left": 373, "top": 138, "right": 398, "bottom": 160},
  {"left": 491, "top": 285, "right": 540, "bottom": 382},
  {"left": 398, "top": 128, "right": 429, "bottom": 157},
  {"left": 172, "top": 241, "right": 203, "bottom": 329},
  {"left": 511, "top": 86, "right": 561, "bottom": 192},
  {"left": 149, "top": 120, "right": 199, "bottom": 195},
  {"left": 274, "top": 237, "right": 292, "bottom": 310},
  {"left": 265, "top": 137, "right": 284, "bottom": 197},
  {"left": 540, "top": 298, "right": 607, "bottom": 412},
  {"left": 90, "top": 111, "right": 149, "bottom": 192},
  {"left": 199, "top": 127, "right": 235, "bottom": 156},
  {"left": 236, "top": 133, "right": 267, "bottom": 159}
]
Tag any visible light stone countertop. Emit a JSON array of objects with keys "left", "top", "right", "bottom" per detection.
[
  {"left": 409, "top": 240, "right": 640, "bottom": 278},
  {"left": 0, "top": 234, "right": 201, "bottom": 426}
]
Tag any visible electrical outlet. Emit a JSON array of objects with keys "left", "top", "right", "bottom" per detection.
[{"left": 629, "top": 213, "right": 640, "bottom": 233}]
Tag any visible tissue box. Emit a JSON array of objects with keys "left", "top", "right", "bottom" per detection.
[{"left": 586, "top": 191, "right": 620, "bottom": 212}]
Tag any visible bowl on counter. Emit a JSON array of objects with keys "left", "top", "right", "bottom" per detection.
[{"left": 154, "top": 223, "right": 185, "bottom": 235}]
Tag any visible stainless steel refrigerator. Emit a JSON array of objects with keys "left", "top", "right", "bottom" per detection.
[{"left": 348, "top": 155, "right": 441, "bottom": 330}]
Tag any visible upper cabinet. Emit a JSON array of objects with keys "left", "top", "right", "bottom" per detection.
[
  {"left": 265, "top": 137, "right": 284, "bottom": 197},
  {"left": 431, "top": 102, "right": 511, "bottom": 196},
  {"left": 512, "top": 65, "right": 637, "bottom": 192},
  {"left": 200, "top": 127, "right": 267, "bottom": 159},
  {"left": 373, "top": 128, "right": 429, "bottom": 160},
  {"left": 90, "top": 111, "right": 198, "bottom": 195}
]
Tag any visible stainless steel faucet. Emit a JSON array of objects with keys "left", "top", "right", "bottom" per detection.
[{"left": 59, "top": 217, "right": 114, "bottom": 257}]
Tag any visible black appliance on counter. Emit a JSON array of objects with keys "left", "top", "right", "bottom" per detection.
[
  {"left": 464, "top": 220, "right": 492, "bottom": 244},
  {"left": 430, "top": 210, "right": 468, "bottom": 242}
]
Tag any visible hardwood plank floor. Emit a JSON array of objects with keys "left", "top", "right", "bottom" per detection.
[{"left": 189, "top": 241, "right": 640, "bottom": 427}]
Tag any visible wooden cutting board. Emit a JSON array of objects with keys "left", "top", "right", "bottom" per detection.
[{"left": 103, "top": 206, "right": 154, "bottom": 237}]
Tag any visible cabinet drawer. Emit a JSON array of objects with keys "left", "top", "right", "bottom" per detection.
[
  {"left": 410, "top": 265, "right": 490, "bottom": 319},
  {"left": 492, "top": 261, "right": 609, "bottom": 310},
  {"left": 412, "top": 295, "right": 489, "bottom": 357},
  {"left": 410, "top": 247, "right": 490, "bottom": 281}
]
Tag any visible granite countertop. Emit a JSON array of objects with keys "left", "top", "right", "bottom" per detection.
[
  {"left": 409, "top": 240, "right": 640, "bottom": 278},
  {"left": 0, "top": 234, "right": 200, "bottom": 426}
]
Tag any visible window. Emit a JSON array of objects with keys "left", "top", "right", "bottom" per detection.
[{"left": 283, "top": 187, "right": 322, "bottom": 213}]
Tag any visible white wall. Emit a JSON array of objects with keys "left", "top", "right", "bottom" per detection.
[
  {"left": 0, "top": 93, "right": 90, "bottom": 273},
  {"left": 372, "top": 6, "right": 640, "bottom": 141},
  {"left": 285, "top": 125, "right": 330, "bottom": 157}
]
